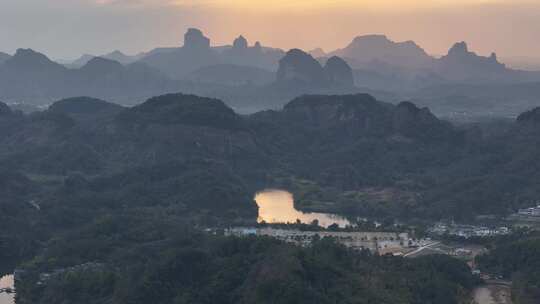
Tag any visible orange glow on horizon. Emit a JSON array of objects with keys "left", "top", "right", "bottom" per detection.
[{"left": 171, "top": 0, "right": 511, "bottom": 12}]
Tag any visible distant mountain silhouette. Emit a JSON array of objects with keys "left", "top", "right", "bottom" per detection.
[
  {"left": 0, "top": 52, "right": 11, "bottom": 65},
  {"left": 65, "top": 54, "right": 95, "bottom": 68},
  {"left": 102, "top": 50, "right": 143, "bottom": 65},
  {"left": 79, "top": 57, "right": 124, "bottom": 77},
  {"left": 331, "top": 35, "right": 434, "bottom": 69},
  {"left": 139, "top": 28, "right": 284, "bottom": 79},
  {"left": 0, "top": 49, "right": 177, "bottom": 103},
  {"left": 324, "top": 56, "right": 354, "bottom": 87},
  {"left": 219, "top": 35, "right": 284, "bottom": 70},
  {"left": 277, "top": 49, "right": 327, "bottom": 86},
  {"left": 277, "top": 49, "right": 355, "bottom": 88},
  {"left": 139, "top": 28, "right": 219, "bottom": 80},
  {"left": 184, "top": 64, "right": 275, "bottom": 86},
  {"left": 0, "top": 49, "right": 69, "bottom": 97},
  {"left": 435, "top": 42, "right": 508, "bottom": 82},
  {"left": 64, "top": 51, "right": 144, "bottom": 68}
]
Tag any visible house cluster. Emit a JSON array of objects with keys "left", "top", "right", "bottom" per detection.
[
  {"left": 517, "top": 205, "right": 540, "bottom": 217},
  {"left": 429, "top": 222, "right": 510, "bottom": 238},
  {"left": 225, "top": 227, "right": 413, "bottom": 254}
]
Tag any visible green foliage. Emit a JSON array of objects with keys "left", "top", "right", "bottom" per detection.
[
  {"left": 116, "top": 93, "right": 244, "bottom": 130},
  {"left": 476, "top": 234, "right": 540, "bottom": 304},
  {"left": 18, "top": 221, "right": 476, "bottom": 304}
]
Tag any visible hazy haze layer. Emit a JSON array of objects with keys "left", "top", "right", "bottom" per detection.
[{"left": 1, "top": 0, "right": 539, "bottom": 60}]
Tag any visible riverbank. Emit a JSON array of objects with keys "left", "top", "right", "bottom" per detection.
[{"left": 472, "top": 282, "right": 513, "bottom": 304}]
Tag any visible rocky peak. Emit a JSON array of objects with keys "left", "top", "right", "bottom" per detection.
[
  {"left": 254, "top": 41, "right": 262, "bottom": 51},
  {"left": 8, "top": 49, "right": 60, "bottom": 69},
  {"left": 323, "top": 56, "right": 354, "bottom": 87},
  {"left": 447, "top": 42, "right": 469, "bottom": 57},
  {"left": 79, "top": 57, "right": 124, "bottom": 76},
  {"left": 276, "top": 49, "right": 326, "bottom": 86},
  {"left": 351, "top": 34, "right": 392, "bottom": 46},
  {"left": 333, "top": 34, "right": 433, "bottom": 69},
  {"left": 184, "top": 28, "right": 210, "bottom": 50},
  {"left": 233, "top": 35, "right": 248, "bottom": 50},
  {"left": 438, "top": 41, "right": 506, "bottom": 80}
]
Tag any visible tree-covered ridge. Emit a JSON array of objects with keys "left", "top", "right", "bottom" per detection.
[
  {"left": 476, "top": 234, "right": 540, "bottom": 304},
  {"left": 16, "top": 214, "right": 477, "bottom": 304},
  {"left": 2, "top": 93, "right": 540, "bottom": 224},
  {"left": 4, "top": 93, "right": 540, "bottom": 303},
  {"left": 116, "top": 93, "right": 245, "bottom": 130}
]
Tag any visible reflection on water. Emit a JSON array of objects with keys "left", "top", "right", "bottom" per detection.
[
  {"left": 255, "top": 189, "right": 351, "bottom": 228},
  {"left": 0, "top": 275, "right": 14, "bottom": 304}
]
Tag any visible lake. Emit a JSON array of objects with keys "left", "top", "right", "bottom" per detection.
[
  {"left": 0, "top": 274, "right": 14, "bottom": 304},
  {"left": 255, "top": 189, "right": 352, "bottom": 228}
]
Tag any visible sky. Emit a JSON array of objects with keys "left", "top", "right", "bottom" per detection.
[{"left": 1, "top": 0, "right": 539, "bottom": 60}]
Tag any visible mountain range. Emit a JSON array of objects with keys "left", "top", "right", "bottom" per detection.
[
  {"left": 0, "top": 49, "right": 176, "bottom": 104},
  {"left": 2, "top": 28, "right": 540, "bottom": 119}
]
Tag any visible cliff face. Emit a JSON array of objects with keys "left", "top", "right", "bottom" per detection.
[
  {"left": 331, "top": 34, "right": 434, "bottom": 69},
  {"left": 183, "top": 28, "right": 211, "bottom": 51},
  {"left": 324, "top": 56, "right": 354, "bottom": 87},
  {"left": 436, "top": 42, "right": 507, "bottom": 81},
  {"left": 277, "top": 50, "right": 354, "bottom": 88},
  {"left": 277, "top": 49, "right": 327, "bottom": 86},
  {"left": 282, "top": 94, "right": 392, "bottom": 131},
  {"left": 279, "top": 94, "right": 453, "bottom": 142}
]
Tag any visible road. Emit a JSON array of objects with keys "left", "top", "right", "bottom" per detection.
[{"left": 403, "top": 241, "right": 441, "bottom": 257}]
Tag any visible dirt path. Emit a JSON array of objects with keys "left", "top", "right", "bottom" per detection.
[{"left": 473, "top": 284, "right": 512, "bottom": 304}]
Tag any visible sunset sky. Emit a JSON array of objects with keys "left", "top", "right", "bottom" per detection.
[{"left": 1, "top": 0, "right": 539, "bottom": 60}]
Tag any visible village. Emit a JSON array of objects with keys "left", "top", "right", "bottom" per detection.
[
  {"left": 224, "top": 226, "right": 490, "bottom": 259},
  {"left": 428, "top": 222, "right": 511, "bottom": 239}
]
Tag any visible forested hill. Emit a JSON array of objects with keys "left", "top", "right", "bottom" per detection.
[
  {"left": 16, "top": 221, "right": 477, "bottom": 304},
  {"left": 1, "top": 93, "right": 540, "bottom": 225},
  {"left": 476, "top": 233, "right": 540, "bottom": 304},
  {"left": 2, "top": 93, "right": 540, "bottom": 304}
]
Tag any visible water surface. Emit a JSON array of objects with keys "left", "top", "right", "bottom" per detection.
[{"left": 255, "top": 189, "right": 351, "bottom": 228}]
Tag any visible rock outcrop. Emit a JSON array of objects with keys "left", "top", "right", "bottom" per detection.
[
  {"left": 330, "top": 34, "right": 434, "bottom": 69},
  {"left": 324, "top": 56, "right": 354, "bottom": 87},
  {"left": 436, "top": 42, "right": 506, "bottom": 81},
  {"left": 277, "top": 50, "right": 354, "bottom": 88},
  {"left": 233, "top": 35, "right": 249, "bottom": 51},
  {"left": 277, "top": 49, "right": 327, "bottom": 86},
  {"left": 184, "top": 28, "right": 211, "bottom": 50}
]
